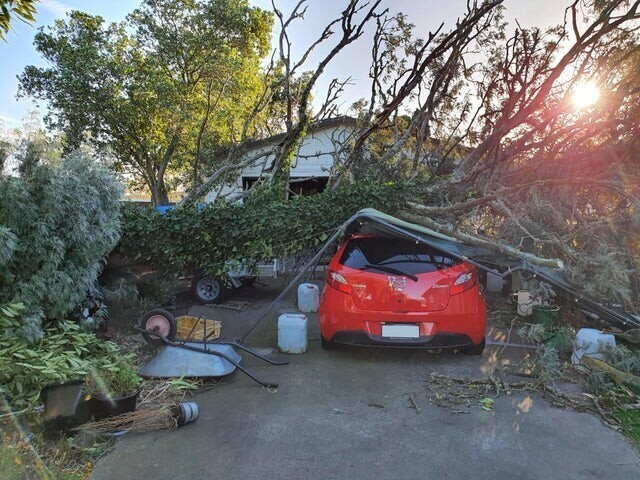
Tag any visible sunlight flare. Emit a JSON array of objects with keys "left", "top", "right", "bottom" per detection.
[{"left": 572, "top": 81, "right": 600, "bottom": 108}]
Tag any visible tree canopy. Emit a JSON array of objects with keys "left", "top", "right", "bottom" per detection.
[{"left": 18, "top": 0, "right": 273, "bottom": 205}]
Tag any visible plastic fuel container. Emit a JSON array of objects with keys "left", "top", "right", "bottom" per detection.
[
  {"left": 278, "top": 313, "right": 308, "bottom": 353},
  {"left": 297, "top": 283, "right": 320, "bottom": 313},
  {"left": 571, "top": 328, "right": 616, "bottom": 364}
]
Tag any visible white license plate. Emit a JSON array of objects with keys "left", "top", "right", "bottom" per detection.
[{"left": 381, "top": 324, "right": 419, "bottom": 338}]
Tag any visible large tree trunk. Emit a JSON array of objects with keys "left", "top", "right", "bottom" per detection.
[{"left": 150, "top": 177, "right": 170, "bottom": 206}]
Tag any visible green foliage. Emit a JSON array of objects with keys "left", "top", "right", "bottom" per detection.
[
  {"left": 0, "top": 443, "right": 27, "bottom": 480},
  {"left": 18, "top": 0, "right": 273, "bottom": 204},
  {"left": 517, "top": 321, "right": 575, "bottom": 384},
  {"left": 535, "top": 345, "right": 562, "bottom": 384},
  {"left": 587, "top": 344, "right": 640, "bottom": 395},
  {"left": 0, "top": 303, "right": 138, "bottom": 409},
  {"left": 523, "top": 279, "right": 556, "bottom": 306},
  {"left": 609, "top": 408, "right": 640, "bottom": 447},
  {"left": 0, "top": 148, "right": 122, "bottom": 338},
  {"left": 85, "top": 355, "right": 140, "bottom": 398},
  {"left": 118, "top": 181, "right": 409, "bottom": 273},
  {"left": 0, "top": 0, "right": 36, "bottom": 40}
]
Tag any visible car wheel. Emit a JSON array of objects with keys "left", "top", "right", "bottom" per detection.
[
  {"left": 192, "top": 275, "right": 226, "bottom": 304},
  {"left": 140, "top": 308, "right": 177, "bottom": 346},
  {"left": 321, "top": 334, "right": 338, "bottom": 350},
  {"left": 463, "top": 337, "right": 485, "bottom": 355}
]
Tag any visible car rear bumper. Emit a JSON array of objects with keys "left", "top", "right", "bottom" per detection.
[
  {"left": 318, "top": 285, "right": 487, "bottom": 346},
  {"left": 330, "top": 330, "right": 474, "bottom": 349}
]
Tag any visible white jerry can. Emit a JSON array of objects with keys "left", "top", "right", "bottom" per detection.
[
  {"left": 278, "top": 313, "right": 308, "bottom": 354},
  {"left": 571, "top": 328, "right": 616, "bottom": 364},
  {"left": 297, "top": 283, "right": 320, "bottom": 313}
]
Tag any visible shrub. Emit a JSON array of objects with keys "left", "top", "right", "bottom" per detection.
[
  {"left": 0, "top": 148, "right": 122, "bottom": 339},
  {"left": 0, "top": 303, "right": 137, "bottom": 409},
  {"left": 118, "top": 181, "right": 409, "bottom": 275}
]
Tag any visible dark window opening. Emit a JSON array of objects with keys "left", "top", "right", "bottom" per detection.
[
  {"left": 242, "top": 176, "right": 260, "bottom": 191},
  {"left": 288, "top": 177, "right": 328, "bottom": 197},
  {"left": 241, "top": 176, "right": 328, "bottom": 198}
]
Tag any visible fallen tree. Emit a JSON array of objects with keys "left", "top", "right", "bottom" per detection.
[{"left": 176, "top": 1, "right": 640, "bottom": 311}]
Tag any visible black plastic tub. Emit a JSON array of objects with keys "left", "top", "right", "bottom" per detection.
[{"left": 40, "top": 380, "right": 91, "bottom": 437}]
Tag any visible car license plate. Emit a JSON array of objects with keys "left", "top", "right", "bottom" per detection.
[{"left": 381, "top": 324, "right": 419, "bottom": 338}]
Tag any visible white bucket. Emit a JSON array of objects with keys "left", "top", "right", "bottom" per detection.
[
  {"left": 516, "top": 290, "right": 537, "bottom": 316},
  {"left": 486, "top": 269, "right": 504, "bottom": 293},
  {"left": 571, "top": 328, "right": 616, "bottom": 364},
  {"left": 278, "top": 313, "right": 308, "bottom": 354},
  {"left": 297, "top": 283, "right": 320, "bottom": 313}
]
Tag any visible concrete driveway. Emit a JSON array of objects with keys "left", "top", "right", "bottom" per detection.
[{"left": 92, "top": 281, "right": 640, "bottom": 479}]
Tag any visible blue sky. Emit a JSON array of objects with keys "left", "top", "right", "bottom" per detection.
[{"left": 0, "top": 0, "right": 567, "bottom": 129}]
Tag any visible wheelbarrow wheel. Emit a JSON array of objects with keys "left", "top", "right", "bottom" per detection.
[
  {"left": 140, "top": 309, "right": 177, "bottom": 346},
  {"left": 192, "top": 275, "right": 226, "bottom": 304}
]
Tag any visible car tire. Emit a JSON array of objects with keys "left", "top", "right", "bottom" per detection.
[
  {"left": 463, "top": 337, "right": 485, "bottom": 355},
  {"left": 320, "top": 334, "right": 338, "bottom": 350},
  {"left": 192, "top": 275, "right": 226, "bottom": 304},
  {"left": 140, "top": 308, "right": 177, "bottom": 346}
]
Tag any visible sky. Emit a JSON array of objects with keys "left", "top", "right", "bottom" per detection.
[{"left": 0, "top": 0, "right": 570, "bottom": 130}]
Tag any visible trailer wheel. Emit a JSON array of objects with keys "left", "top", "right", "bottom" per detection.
[
  {"left": 192, "top": 275, "right": 226, "bottom": 304},
  {"left": 140, "top": 309, "right": 177, "bottom": 346}
]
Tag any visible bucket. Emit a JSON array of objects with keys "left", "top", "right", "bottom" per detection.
[
  {"left": 40, "top": 381, "right": 91, "bottom": 436},
  {"left": 571, "top": 328, "right": 616, "bottom": 364},
  {"left": 278, "top": 313, "right": 308, "bottom": 353},
  {"left": 515, "top": 290, "right": 537, "bottom": 316},
  {"left": 175, "top": 402, "right": 199, "bottom": 426},
  {"left": 531, "top": 305, "right": 561, "bottom": 325},
  {"left": 41, "top": 380, "right": 86, "bottom": 420},
  {"left": 297, "top": 283, "right": 320, "bottom": 313}
]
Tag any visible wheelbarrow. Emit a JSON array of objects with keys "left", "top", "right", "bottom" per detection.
[{"left": 137, "top": 309, "right": 287, "bottom": 388}]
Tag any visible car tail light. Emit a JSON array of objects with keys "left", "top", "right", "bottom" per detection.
[
  {"left": 327, "top": 269, "right": 351, "bottom": 295},
  {"left": 450, "top": 268, "right": 477, "bottom": 295}
]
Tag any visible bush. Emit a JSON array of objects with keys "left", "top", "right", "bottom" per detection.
[
  {"left": 0, "top": 148, "right": 122, "bottom": 339},
  {"left": 0, "top": 303, "right": 138, "bottom": 409},
  {"left": 118, "top": 181, "right": 409, "bottom": 275}
]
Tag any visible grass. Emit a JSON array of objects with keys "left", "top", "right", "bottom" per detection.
[
  {"left": 0, "top": 443, "right": 30, "bottom": 480},
  {"left": 611, "top": 408, "right": 640, "bottom": 448},
  {"left": 0, "top": 416, "right": 110, "bottom": 480}
]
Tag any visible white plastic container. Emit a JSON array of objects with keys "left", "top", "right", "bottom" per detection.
[
  {"left": 516, "top": 290, "right": 537, "bottom": 316},
  {"left": 278, "top": 313, "right": 308, "bottom": 354},
  {"left": 297, "top": 283, "right": 320, "bottom": 313},
  {"left": 486, "top": 269, "right": 504, "bottom": 293},
  {"left": 571, "top": 328, "right": 616, "bottom": 364}
]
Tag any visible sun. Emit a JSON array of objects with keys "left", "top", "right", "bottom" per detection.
[{"left": 571, "top": 81, "right": 600, "bottom": 109}]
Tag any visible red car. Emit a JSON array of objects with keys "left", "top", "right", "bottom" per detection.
[{"left": 318, "top": 234, "right": 486, "bottom": 354}]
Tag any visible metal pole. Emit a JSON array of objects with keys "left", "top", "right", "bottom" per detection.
[{"left": 237, "top": 215, "right": 356, "bottom": 343}]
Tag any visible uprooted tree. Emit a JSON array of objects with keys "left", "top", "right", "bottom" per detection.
[{"left": 178, "top": 0, "right": 640, "bottom": 311}]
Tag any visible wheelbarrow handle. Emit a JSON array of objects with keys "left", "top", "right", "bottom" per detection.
[
  {"left": 218, "top": 341, "right": 289, "bottom": 366},
  {"left": 134, "top": 327, "right": 280, "bottom": 388}
]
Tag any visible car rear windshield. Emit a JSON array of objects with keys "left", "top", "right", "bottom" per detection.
[{"left": 339, "top": 236, "right": 459, "bottom": 275}]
